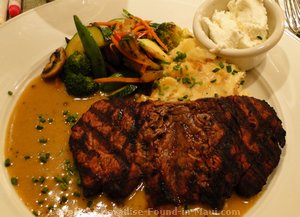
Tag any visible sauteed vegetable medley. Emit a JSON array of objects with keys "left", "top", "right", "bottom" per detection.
[{"left": 42, "top": 9, "right": 189, "bottom": 98}]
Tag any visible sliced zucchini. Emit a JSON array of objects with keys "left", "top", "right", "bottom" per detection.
[
  {"left": 108, "top": 84, "right": 138, "bottom": 98},
  {"left": 65, "top": 26, "right": 105, "bottom": 57},
  {"left": 138, "top": 38, "right": 171, "bottom": 63}
]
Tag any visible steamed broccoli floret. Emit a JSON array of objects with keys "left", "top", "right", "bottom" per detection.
[
  {"left": 63, "top": 51, "right": 92, "bottom": 76},
  {"left": 155, "top": 22, "right": 183, "bottom": 50},
  {"left": 61, "top": 51, "right": 99, "bottom": 97},
  {"left": 63, "top": 72, "right": 99, "bottom": 97}
]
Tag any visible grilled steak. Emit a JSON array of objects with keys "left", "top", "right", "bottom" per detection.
[{"left": 69, "top": 96, "right": 285, "bottom": 209}]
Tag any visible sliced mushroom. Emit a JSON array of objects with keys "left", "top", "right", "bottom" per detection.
[{"left": 41, "top": 47, "right": 66, "bottom": 80}]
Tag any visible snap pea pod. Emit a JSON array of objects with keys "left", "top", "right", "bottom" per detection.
[{"left": 73, "top": 15, "right": 106, "bottom": 78}]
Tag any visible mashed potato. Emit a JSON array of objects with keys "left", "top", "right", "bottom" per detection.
[{"left": 147, "top": 38, "right": 246, "bottom": 102}]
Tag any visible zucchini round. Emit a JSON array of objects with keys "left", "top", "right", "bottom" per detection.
[{"left": 65, "top": 26, "right": 105, "bottom": 58}]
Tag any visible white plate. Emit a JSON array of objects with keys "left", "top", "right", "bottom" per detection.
[{"left": 0, "top": 0, "right": 300, "bottom": 216}]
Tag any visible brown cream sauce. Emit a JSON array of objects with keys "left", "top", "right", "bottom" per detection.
[{"left": 5, "top": 76, "right": 260, "bottom": 216}]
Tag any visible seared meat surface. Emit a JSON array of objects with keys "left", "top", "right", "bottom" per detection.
[
  {"left": 69, "top": 96, "right": 285, "bottom": 209},
  {"left": 69, "top": 99, "right": 142, "bottom": 198}
]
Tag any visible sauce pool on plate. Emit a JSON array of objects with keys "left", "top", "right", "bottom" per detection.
[{"left": 5, "top": 76, "right": 260, "bottom": 216}]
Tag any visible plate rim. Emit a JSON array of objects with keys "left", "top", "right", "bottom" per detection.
[{"left": 0, "top": 0, "right": 300, "bottom": 216}]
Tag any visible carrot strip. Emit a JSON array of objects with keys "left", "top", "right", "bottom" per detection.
[
  {"left": 94, "top": 77, "right": 142, "bottom": 83},
  {"left": 132, "top": 25, "right": 146, "bottom": 34},
  {"left": 137, "top": 30, "right": 149, "bottom": 38},
  {"left": 111, "top": 36, "right": 150, "bottom": 66},
  {"left": 133, "top": 16, "right": 168, "bottom": 51},
  {"left": 115, "top": 21, "right": 123, "bottom": 30}
]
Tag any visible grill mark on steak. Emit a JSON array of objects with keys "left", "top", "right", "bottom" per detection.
[
  {"left": 217, "top": 97, "right": 285, "bottom": 197},
  {"left": 71, "top": 121, "right": 129, "bottom": 197},
  {"left": 70, "top": 100, "right": 143, "bottom": 198},
  {"left": 69, "top": 96, "right": 286, "bottom": 209}
]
